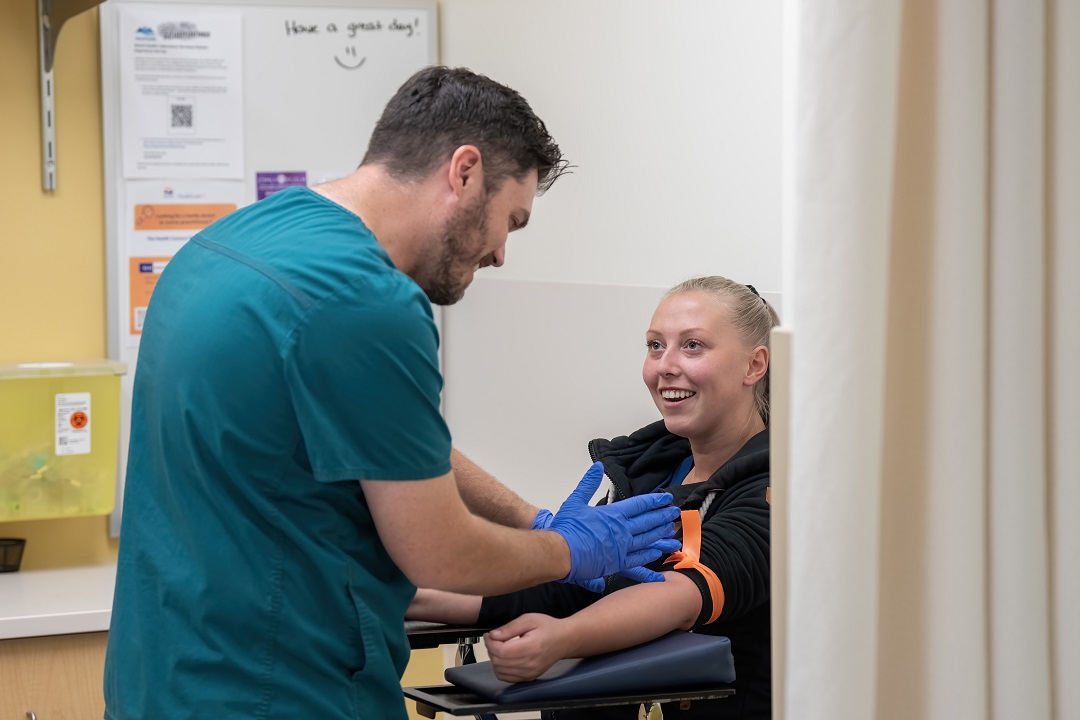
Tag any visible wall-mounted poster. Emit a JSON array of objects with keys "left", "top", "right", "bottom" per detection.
[{"left": 118, "top": 6, "right": 244, "bottom": 179}]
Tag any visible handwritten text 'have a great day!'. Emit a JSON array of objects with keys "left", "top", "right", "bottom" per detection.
[{"left": 284, "top": 17, "right": 422, "bottom": 39}]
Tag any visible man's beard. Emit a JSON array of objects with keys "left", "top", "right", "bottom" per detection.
[{"left": 421, "top": 196, "right": 490, "bottom": 306}]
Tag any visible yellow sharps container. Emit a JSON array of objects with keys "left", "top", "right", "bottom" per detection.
[{"left": 0, "top": 360, "right": 127, "bottom": 521}]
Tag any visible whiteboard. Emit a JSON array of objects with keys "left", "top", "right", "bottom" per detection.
[{"left": 100, "top": 0, "right": 438, "bottom": 535}]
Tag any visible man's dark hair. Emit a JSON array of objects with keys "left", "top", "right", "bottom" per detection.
[{"left": 361, "top": 66, "right": 569, "bottom": 195}]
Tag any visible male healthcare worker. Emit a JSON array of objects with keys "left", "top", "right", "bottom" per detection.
[{"left": 103, "top": 66, "right": 680, "bottom": 720}]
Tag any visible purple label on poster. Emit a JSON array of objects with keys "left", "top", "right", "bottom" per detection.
[{"left": 256, "top": 171, "right": 307, "bottom": 200}]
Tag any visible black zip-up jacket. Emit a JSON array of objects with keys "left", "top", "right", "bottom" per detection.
[{"left": 479, "top": 420, "right": 771, "bottom": 719}]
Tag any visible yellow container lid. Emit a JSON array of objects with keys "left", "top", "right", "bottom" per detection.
[{"left": 0, "top": 360, "right": 128, "bottom": 380}]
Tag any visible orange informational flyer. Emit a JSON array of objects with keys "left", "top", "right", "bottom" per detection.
[
  {"left": 133, "top": 203, "right": 236, "bottom": 231},
  {"left": 129, "top": 257, "right": 172, "bottom": 335}
]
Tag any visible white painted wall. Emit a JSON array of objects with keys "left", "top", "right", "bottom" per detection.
[{"left": 440, "top": 0, "right": 783, "bottom": 511}]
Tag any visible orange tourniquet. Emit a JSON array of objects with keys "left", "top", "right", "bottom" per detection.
[{"left": 664, "top": 509, "right": 725, "bottom": 624}]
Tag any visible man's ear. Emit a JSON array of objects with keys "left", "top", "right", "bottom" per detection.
[
  {"left": 745, "top": 345, "right": 769, "bottom": 386},
  {"left": 447, "top": 145, "right": 484, "bottom": 199}
]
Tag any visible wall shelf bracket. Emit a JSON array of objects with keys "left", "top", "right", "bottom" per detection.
[{"left": 37, "top": 0, "right": 103, "bottom": 192}]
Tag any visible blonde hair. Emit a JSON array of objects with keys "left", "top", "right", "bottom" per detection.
[{"left": 664, "top": 276, "right": 781, "bottom": 424}]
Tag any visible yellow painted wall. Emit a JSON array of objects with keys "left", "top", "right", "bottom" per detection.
[
  {"left": 402, "top": 647, "right": 448, "bottom": 719},
  {"left": 0, "top": 4, "right": 117, "bottom": 570},
  {"left": 0, "top": 5, "right": 442, "bottom": 709}
]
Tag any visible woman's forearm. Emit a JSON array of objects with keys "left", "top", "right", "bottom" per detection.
[
  {"left": 486, "top": 571, "right": 702, "bottom": 664},
  {"left": 557, "top": 572, "right": 702, "bottom": 657},
  {"left": 483, "top": 572, "right": 705, "bottom": 683}
]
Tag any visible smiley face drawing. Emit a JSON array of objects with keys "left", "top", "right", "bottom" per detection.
[{"left": 334, "top": 46, "right": 367, "bottom": 70}]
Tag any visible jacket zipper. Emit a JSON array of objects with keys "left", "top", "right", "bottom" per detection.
[{"left": 587, "top": 442, "right": 627, "bottom": 502}]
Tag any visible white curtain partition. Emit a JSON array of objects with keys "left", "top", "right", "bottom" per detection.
[{"left": 778, "top": 1, "right": 1079, "bottom": 719}]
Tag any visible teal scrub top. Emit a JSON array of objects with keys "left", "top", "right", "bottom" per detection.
[{"left": 104, "top": 187, "right": 452, "bottom": 720}]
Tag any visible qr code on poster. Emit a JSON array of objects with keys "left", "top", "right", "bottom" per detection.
[
  {"left": 167, "top": 95, "right": 195, "bottom": 134},
  {"left": 171, "top": 103, "right": 193, "bottom": 128}
]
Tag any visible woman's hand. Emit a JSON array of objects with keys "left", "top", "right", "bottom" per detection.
[{"left": 484, "top": 613, "right": 572, "bottom": 682}]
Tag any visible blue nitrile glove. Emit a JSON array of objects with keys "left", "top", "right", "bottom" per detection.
[
  {"left": 549, "top": 462, "right": 681, "bottom": 585},
  {"left": 574, "top": 565, "right": 670, "bottom": 594},
  {"left": 540, "top": 507, "right": 630, "bottom": 591},
  {"left": 535, "top": 507, "right": 610, "bottom": 593},
  {"left": 531, "top": 508, "right": 554, "bottom": 530}
]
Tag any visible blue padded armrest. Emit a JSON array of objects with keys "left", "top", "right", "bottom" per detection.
[{"left": 443, "top": 631, "right": 735, "bottom": 704}]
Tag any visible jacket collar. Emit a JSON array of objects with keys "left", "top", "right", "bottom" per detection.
[{"left": 590, "top": 420, "right": 769, "bottom": 507}]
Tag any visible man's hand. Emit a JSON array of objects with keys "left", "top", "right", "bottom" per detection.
[
  {"left": 531, "top": 508, "right": 554, "bottom": 530},
  {"left": 549, "top": 462, "right": 680, "bottom": 585},
  {"left": 572, "top": 565, "right": 668, "bottom": 594}
]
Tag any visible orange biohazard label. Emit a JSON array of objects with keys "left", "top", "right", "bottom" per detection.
[{"left": 56, "top": 392, "right": 91, "bottom": 455}]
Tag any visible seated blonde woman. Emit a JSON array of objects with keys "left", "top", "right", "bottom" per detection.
[{"left": 410, "top": 276, "right": 778, "bottom": 719}]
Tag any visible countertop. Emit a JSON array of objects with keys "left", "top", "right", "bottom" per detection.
[{"left": 0, "top": 564, "right": 116, "bottom": 640}]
